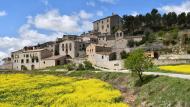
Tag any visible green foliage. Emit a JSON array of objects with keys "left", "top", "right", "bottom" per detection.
[
  {"left": 120, "top": 51, "right": 128, "bottom": 59},
  {"left": 21, "top": 65, "right": 28, "bottom": 71},
  {"left": 163, "top": 28, "right": 179, "bottom": 46},
  {"left": 83, "top": 61, "right": 94, "bottom": 70},
  {"left": 122, "top": 8, "right": 190, "bottom": 35},
  {"left": 127, "top": 39, "right": 135, "bottom": 48},
  {"left": 124, "top": 49, "right": 153, "bottom": 82},
  {"left": 77, "top": 64, "right": 85, "bottom": 70},
  {"left": 65, "top": 63, "right": 76, "bottom": 71}
]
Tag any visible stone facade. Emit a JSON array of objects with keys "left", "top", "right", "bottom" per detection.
[
  {"left": 93, "top": 14, "right": 122, "bottom": 35},
  {"left": 59, "top": 40, "right": 86, "bottom": 58},
  {"left": 11, "top": 49, "right": 53, "bottom": 70},
  {"left": 0, "top": 57, "right": 13, "bottom": 70}
]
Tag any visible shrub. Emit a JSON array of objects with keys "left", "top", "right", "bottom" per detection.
[
  {"left": 83, "top": 61, "right": 94, "bottom": 70},
  {"left": 77, "top": 64, "right": 85, "bottom": 70},
  {"left": 65, "top": 63, "right": 76, "bottom": 71}
]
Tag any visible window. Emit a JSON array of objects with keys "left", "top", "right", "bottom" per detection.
[
  {"left": 69, "top": 43, "right": 72, "bottom": 51},
  {"left": 32, "top": 59, "right": 34, "bottom": 63},
  {"left": 26, "top": 59, "right": 29, "bottom": 63},
  {"left": 102, "top": 56, "right": 104, "bottom": 59},
  {"left": 120, "top": 33, "right": 122, "bottom": 36},
  {"left": 107, "top": 19, "right": 109, "bottom": 22},
  {"left": 102, "top": 20, "right": 103, "bottom": 24},
  {"left": 62, "top": 44, "right": 64, "bottom": 51},
  {"left": 107, "top": 24, "right": 109, "bottom": 28},
  {"left": 14, "top": 60, "right": 16, "bottom": 63},
  {"left": 26, "top": 54, "right": 29, "bottom": 58},
  {"left": 44, "top": 61, "right": 45, "bottom": 64},
  {"left": 21, "top": 59, "right": 24, "bottom": 63},
  {"left": 36, "top": 59, "right": 39, "bottom": 63},
  {"left": 102, "top": 25, "right": 104, "bottom": 30}
]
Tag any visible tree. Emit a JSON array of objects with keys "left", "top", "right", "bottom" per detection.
[
  {"left": 186, "top": 12, "right": 190, "bottom": 27},
  {"left": 178, "top": 12, "right": 186, "bottom": 27},
  {"left": 124, "top": 49, "right": 153, "bottom": 82}
]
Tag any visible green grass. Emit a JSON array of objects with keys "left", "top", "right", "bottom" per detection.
[{"left": 64, "top": 70, "right": 190, "bottom": 107}]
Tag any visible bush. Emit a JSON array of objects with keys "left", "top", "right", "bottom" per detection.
[
  {"left": 65, "top": 63, "right": 76, "bottom": 71},
  {"left": 77, "top": 64, "right": 85, "bottom": 70},
  {"left": 21, "top": 65, "right": 28, "bottom": 71},
  {"left": 83, "top": 61, "right": 94, "bottom": 70}
]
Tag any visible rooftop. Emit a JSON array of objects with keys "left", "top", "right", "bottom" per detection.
[{"left": 93, "top": 14, "right": 120, "bottom": 23}]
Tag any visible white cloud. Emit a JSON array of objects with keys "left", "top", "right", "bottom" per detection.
[
  {"left": 131, "top": 11, "right": 139, "bottom": 16},
  {"left": 0, "top": 9, "right": 95, "bottom": 61},
  {"left": 33, "top": 9, "right": 93, "bottom": 33},
  {"left": 99, "top": 0, "right": 116, "bottom": 4},
  {"left": 159, "top": 1, "right": 190, "bottom": 14},
  {"left": 96, "top": 11, "right": 104, "bottom": 17},
  {"left": 0, "top": 51, "right": 7, "bottom": 63},
  {"left": 0, "top": 10, "right": 7, "bottom": 16},
  {"left": 79, "top": 10, "right": 93, "bottom": 19},
  {"left": 86, "top": 1, "right": 96, "bottom": 7}
]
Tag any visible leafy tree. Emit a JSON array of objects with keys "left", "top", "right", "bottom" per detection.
[
  {"left": 186, "top": 12, "right": 190, "bottom": 27},
  {"left": 178, "top": 12, "right": 186, "bottom": 27},
  {"left": 124, "top": 49, "right": 153, "bottom": 82}
]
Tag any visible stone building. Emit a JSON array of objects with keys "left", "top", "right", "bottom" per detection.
[
  {"left": 11, "top": 49, "right": 54, "bottom": 70},
  {"left": 0, "top": 57, "right": 13, "bottom": 70},
  {"left": 57, "top": 35, "right": 88, "bottom": 59},
  {"left": 86, "top": 44, "right": 124, "bottom": 70},
  {"left": 93, "top": 13, "right": 122, "bottom": 35},
  {"left": 86, "top": 44, "right": 115, "bottom": 63}
]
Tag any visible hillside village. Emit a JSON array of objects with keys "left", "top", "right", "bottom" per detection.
[{"left": 1, "top": 11, "right": 190, "bottom": 71}]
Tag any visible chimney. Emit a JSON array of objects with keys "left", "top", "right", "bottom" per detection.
[{"left": 112, "top": 12, "right": 115, "bottom": 16}]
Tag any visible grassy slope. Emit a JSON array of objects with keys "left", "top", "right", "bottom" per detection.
[
  {"left": 1, "top": 70, "right": 190, "bottom": 107},
  {"left": 65, "top": 71, "right": 190, "bottom": 107}
]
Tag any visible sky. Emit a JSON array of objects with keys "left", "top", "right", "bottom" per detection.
[{"left": 0, "top": 0, "right": 189, "bottom": 62}]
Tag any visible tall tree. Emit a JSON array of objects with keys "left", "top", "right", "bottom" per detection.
[
  {"left": 187, "top": 12, "right": 190, "bottom": 27},
  {"left": 124, "top": 49, "right": 153, "bottom": 82},
  {"left": 178, "top": 12, "right": 187, "bottom": 27}
]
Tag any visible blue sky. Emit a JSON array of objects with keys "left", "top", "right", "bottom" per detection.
[{"left": 0, "top": 0, "right": 189, "bottom": 60}]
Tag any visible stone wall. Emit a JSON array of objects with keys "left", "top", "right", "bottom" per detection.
[
  {"left": 95, "top": 60, "right": 124, "bottom": 70},
  {"left": 153, "top": 59, "right": 190, "bottom": 65}
]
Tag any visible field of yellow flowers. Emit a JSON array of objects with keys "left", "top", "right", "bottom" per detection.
[
  {"left": 0, "top": 74, "right": 128, "bottom": 107},
  {"left": 159, "top": 65, "right": 190, "bottom": 74}
]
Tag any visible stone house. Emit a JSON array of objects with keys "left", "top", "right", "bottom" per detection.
[
  {"left": 93, "top": 13, "right": 122, "bottom": 35},
  {"left": 0, "top": 57, "right": 13, "bottom": 70},
  {"left": 86, "top": 44, "right": 124, "bottom": 70},
  {"left": 57, "top": 35, "right": 88, "bottom": 58},
  {"left": 11, "top": 49, "right": 53, "bottom": 70}
]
